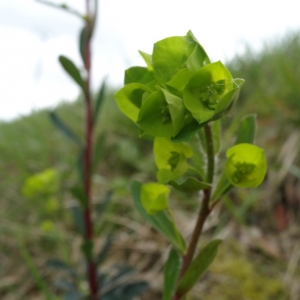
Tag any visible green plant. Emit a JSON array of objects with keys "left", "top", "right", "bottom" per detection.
[
  {"left": 35, "top": 1, "right": 149, "bottom": 300},
  {"left": 116, "top": 30, "right": 267, "bottom": 299}
]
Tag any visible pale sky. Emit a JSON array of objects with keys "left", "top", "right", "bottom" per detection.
[{"left": 1, "top": 0, "right": 300, "bottom": 121}]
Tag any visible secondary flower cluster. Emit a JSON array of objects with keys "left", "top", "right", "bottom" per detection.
[{"left": 115, "top": 30, "right": 244, "bottom": 142}]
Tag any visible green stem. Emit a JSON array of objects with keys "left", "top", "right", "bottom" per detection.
[{"left": 173, "top": 123, "right": 215, "bottom": 300}]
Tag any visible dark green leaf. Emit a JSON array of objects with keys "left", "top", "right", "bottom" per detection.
[
  {"left": 70, "top": 206, "right": 85, "bottom": 235},
  {"left": 177, "top": 240, "right": 222, "bottom": 297},
  {"left": 81, "top": 240, "right": 93, "bottom": 261},
  {"left": 131, "top": 181, "right": 186, "bottom": 253},
  {"left": 120, "top": 281, "right": 149, "bottom": 300},
  {"left": 211, "top": 173, "right": 232, "bottom": 202},
  {"left": 93, "top": 78, "right": 107, "bottom": 126},
  {"left": 168, "top": 177, "right": 210, "bottom": 193},
  {"left": 70, "top": 185, "right": 87, "bottom": 208},
  {"left": 97, "top": 235, "right": 113, "bottom": 266},
  {"left": 49, "top": 111, "right": 82, "bottom": 146},
  {"left": 46, "top": 259, "right": 77, "bottom": 278},
  {"left": 92, "top": 133, "right": 106, "bottom": 172},
  {"left": 95, "top": 190, "right": 112, "bottom": 216},
  {"left": 163, "top": 248, "right": 182, "bottom": 300},
  {"left": 58, "top": 55, "right": 87, "bottom": 94},
  {"left": 54, "top": 279, "right": 77, "bottom": 292},
  {"left": 235, "top": 114, "right": 256, "bottom": 144},
  {"left": 79, "top": 26, "right": 88, "bottom": 65},
  {"left": 64, "top": 291, "right": 85, "bottom": 300},
  {"left": 171, "top": 119, "right": 205, "bottom": 143}
]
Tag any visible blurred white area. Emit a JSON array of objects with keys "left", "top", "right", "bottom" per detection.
[{"left": 1, "top": 0, "right": 300, "bottom": 121}]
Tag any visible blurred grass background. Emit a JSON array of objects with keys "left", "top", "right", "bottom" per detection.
[{"left": 1, "top": 32, "right": 300, "bottom": 299}]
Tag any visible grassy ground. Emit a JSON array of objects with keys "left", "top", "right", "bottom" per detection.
[{"left": 1, "top": 32, "right": 300, "bottom": 299}]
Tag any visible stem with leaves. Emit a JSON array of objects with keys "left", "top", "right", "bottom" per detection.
[
  {"left": 82, "top": 1, "right": 98, "bottom": 299},
  {"left": 173, "top": 123, "right": 215, "bottom": 300}
]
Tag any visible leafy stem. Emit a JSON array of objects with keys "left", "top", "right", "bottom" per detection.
[
  {"left": 174, "top": 123, "right": 215, "bottom": 299},
  {"left": 82, "top": 0, "right": 98, "bottom": 299}
]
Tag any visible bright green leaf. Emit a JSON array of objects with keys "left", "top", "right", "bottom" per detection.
[
  {"left": 177, "top": 240, "right": 222, "bottom": 297},
  {"left": 235, "top": 114, "right": 256, "bottom": 144},
  {"left": 141, "top": 182, "right": 170, "bottom": 214},
  {"left": 124, "top": 66, "right": 156, "bottom": 88},
  {"left": 225, "top": 143, "right": 267, "bottom": 188},
  {"left": 131, "top": 182, "right": 186, "bottom": 253},
  {"left": 115, "top": 83, "right": 152, "bottom": 122},
  {"left": 138, "top": 50, "right": 153, "bottom": 71},
  {"left": 163, "top": 248, "right": 182, "bottom": 300}
]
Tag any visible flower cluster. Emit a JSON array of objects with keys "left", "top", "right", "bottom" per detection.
[{"left": 115, "top": 30, "right": 244, "bottom": 142}]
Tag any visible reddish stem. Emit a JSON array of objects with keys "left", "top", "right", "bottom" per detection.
[{"left": 83, "top": 0, "right": 98, "bottom": 299}]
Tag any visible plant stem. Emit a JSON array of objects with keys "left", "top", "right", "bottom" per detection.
[
  {"left": 173, "top": 124, "right": 215, "bottom": 300},
  {"left": 83, "top": 0, "right": 98, "bottom": 299}
]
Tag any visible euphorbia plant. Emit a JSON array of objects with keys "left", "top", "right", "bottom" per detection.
[{"left": 115, "top": 30, "right": 267, "bottom": 299}]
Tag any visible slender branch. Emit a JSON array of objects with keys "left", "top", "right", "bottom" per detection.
[
  {"left": 83, "top": 0, "right": 98, "bottom": 299},
  {"left": 36, "top": 0, "right": 84, "bottom": 19},
  {"left": 173, "top": 123, "right": 215, "bottom": 300}
]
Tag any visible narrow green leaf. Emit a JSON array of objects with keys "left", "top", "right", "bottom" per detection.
[
  {"left": 168, "top": 177, "right": 210, "bottom": 193},
  {"left": 49, "top": 111, "right": 82, "bottom": 146},
  {"left": 92, "top": 133, "right": 106, "bottom": 173},
  {"left": 46, "top": 259, "right": 78, "bottom": 278},
  {"left": 212, "top": 120, "right": 221, "bottom": 154},
  {"left": 58, "top": 55, "right": 87, "bottom": 94},
  {"left": 69, "top": 205, "right": 85, "bottom": 235},
  {"left": 79, "top": 26, "right": 88, "bottom": 64},
  {"left": 97, "top": 235, "right": 113, "bottom": 266},
  {"left": 81, "top": 240, "right": 93, "bottom": 261},
  {"left": 235, "top": 114, "right": 256, "bottom": 144},
  {"left": 211, "top": 173, "right": 232, "bottom": 202},
  {"left": 95, "top": 190, "right": 112, "bottom": 216},
  {"left": 177, "top": 240, "right": 222, "bottom": 297},
  {"left": 93, "top": 78, "right": 107, "bottom": 126},
  {"left": 131, "top": 181, "right": 186, "bottom": 253},
  {"left": 70, "top": 185, "right": 87, "bottom": 208},
  {"left": 163, "top": 248, "right": 182, "bottom": 300}
]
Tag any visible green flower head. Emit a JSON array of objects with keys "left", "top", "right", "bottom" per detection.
[
  {"left": 141, "top": 182, "right": 170, "bottom": 214},
  {"left": 115, "top": 30, "right": 244, "bottom": 141},
  {"left": 154, "top": 137, "right": 193, "bottom": 184},
  {"left": 225, "top": 143, "right": 267, "bottom": 188}
]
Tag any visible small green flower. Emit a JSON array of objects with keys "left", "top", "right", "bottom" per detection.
[
  {"left": 154, "top": 137, "right": 193, "bottom": 183},
  {"left": 225, "top": 143, "right": 267, "bottom": 188},
  {"left": 141, "top": 183, "right": 170, "bottom": 214}
]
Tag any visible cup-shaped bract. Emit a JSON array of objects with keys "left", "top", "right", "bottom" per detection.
[
  {"left": 154, "top": 137, "right": 193, "bottom": 184},
  {"left": 141, "top": 182, "right": 170, "bottom": 214},
  {"left": 183, "top": 61, "right": 243, "bottom": 124},
  {"left": 225, "top": 143, "right": 267, "bottom": 188},
  {"left": 152, "top": 30, "right": 210, "bottom": 87}
]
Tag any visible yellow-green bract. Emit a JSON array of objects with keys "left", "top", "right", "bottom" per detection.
[
  {"left": 141, "top": 183, "right": 170, "bottom": 214},
  {"left": 225, "top": 144, "right": 267, "bottom": 188},
  {"left": 154, "top": 137, "right": 193, "bottom": 184},
  {"left": 115, "top": 30, "right": 244, "bottom": 142}
]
